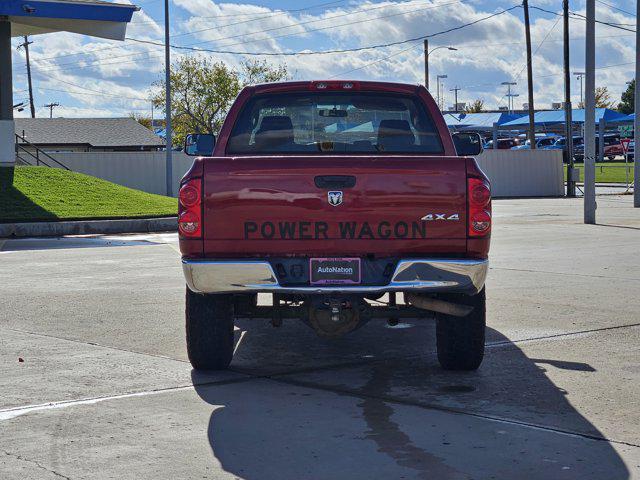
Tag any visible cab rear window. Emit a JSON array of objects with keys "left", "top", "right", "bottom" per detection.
[{"left": 226, "top": 92, "right": 444, "bottom": 154}]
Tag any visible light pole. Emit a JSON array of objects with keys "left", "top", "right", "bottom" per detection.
[
  {"left": 583, "top": 3, "right": 595, "bottom": 224},
  {"left": 502, "top": 81, "right": 517, "bottom": 114},
  {"left": 635, "top": 0, "right": 640, "bottom": 207},
  {"left": 436, "top": 74, "right": 447, "bottom": 110},
  {"left": 574, "top": 72, "right": 585, "bottom": 106},
  {"left": 164, "top": 0, "right": 173, "bottom": 197},
  {"left": 423, "top": 39, "right": 457, "bottom": 90}
]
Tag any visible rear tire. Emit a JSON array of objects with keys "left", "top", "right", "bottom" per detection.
[
  {"left": 186, "top": 287, "right": 234, "bottom": 370},
  {"left": 435, "top": 288, "right": 486, "bottom": 371}
]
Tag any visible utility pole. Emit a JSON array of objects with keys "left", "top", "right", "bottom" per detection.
[
  {"left": 563, "top": 0, "right": 576, "bottom": 197},
  {"left": 44, "top": 102, "right": 60, "bottom": 118},
  {"left": 523, "top": 0, "right": 536, "bottom": 149},
  {"left": 17, "top": 36, "right": 35, "bottom": 118},
  {"left": 635, "top": 0, "right": 640, "bottom": 207},
  {"left": 584, "top": 0, "right": 596, "bottom": 224},
  {"left": 164, "top": 0, "right": 173, "bottom": 197},
  {"left": 450, "top": 86, "right": 461, "bottom": 112},
  {"left": 424, "top": 39, "right": 429, "bottom": 90}
]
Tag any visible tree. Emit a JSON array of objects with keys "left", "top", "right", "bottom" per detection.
[
  {"left": 128, "top": 112, "right": 153, "bottom": 129},
  {"left": 465, "top": 99, "right": 485, "bottom": 113},
  {"left": 153, "top": 58, "right": 288, "bottom": 146},
  {"left": 578, "top": 86, "right": 615, "bottom": 109},
  {"left": 618, "top": 79, "right": 634, "bottom": 114}
]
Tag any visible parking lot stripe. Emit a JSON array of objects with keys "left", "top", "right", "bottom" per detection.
[{"left": 0, "top": 377, "right": 253, "bottom": 422}]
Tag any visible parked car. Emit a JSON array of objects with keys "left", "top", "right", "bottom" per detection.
[
  {"left": 511, "top": 136, "right": 558, "bottom": 150},
  {"left": 179, "top": 80, "right": 490, "bottom": 372},
  {"left": 574, "top": 134, "right": 621, "bottom": 162},
  {"left": 484, "top": 137, "right": 521, "bottom": 149}
]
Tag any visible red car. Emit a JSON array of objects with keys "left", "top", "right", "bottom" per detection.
[{"left": 179, "top": 81, "right": 491, "bottom": 371}]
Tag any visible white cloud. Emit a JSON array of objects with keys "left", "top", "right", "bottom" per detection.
[{"left": 11, "top": 0, "right": 638, "bottom": 116}]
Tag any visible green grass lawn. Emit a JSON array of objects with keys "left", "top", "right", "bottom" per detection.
[
  {"left": 0, "top": 166, "right": 177, "bottom": 223},
  {"left": 564, "top": 162, "right": 635, "bottom": 184}
]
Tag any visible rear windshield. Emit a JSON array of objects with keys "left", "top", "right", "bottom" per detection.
[{"left": 226, "top": 92, "right": 443, "bottom": 154}]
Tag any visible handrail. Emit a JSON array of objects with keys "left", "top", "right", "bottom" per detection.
[
  {"left": 14, "top": 134, "right": 71, "bottom": 170},
  {"left": 15, "top": 152, "right": 34, "bottom": 166}
]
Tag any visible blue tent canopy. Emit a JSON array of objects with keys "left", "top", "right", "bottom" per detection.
[
  {"left": 500, "top": 108, "right": 627, "bottom": 127},
  {"left": 445, "top": 112, "right": 526, "bottom": 130}
]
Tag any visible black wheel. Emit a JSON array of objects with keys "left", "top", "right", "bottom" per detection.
[
  {"left": 186, "top": 287, "right": 234, "bottom": 370},
  {"left": 607, "top": 156, "right": 616, "bottom": 161},
  {"left": 435, "top": 288, "right": 486, "bottom": 371}
]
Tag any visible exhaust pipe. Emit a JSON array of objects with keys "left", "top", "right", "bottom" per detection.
[{"left": 405, "top": 293, "right": 473, "bottom": 317}]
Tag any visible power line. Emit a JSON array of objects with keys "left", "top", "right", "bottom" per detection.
[
  {"left": 513, "top": 12, "right": 562, "bottom": 81},
  {"left": 43, "top": 78, "right": 150, "bottom": 101},
  {"left": 594, "top": 0, "right": 634, "bottom": 17},
  {"left": 26, "top": 0, "right": 351, "bottom": 64},
  {"left": 529, "top": 4, "right": 636, "bottom": 33},
  {"left": 16, "top": 3, "right": 520, "bottom": 104},
  {"left": 126, "top": 4, "right": 521, "bottom": 57},
  {"left": 26, "top": 0, "right": 464, "bottom": 73},
  {"left": 171, "top": 0, "right": 451, "bottom": 46},
  {"left": 536, "top": 61, "right": 635, "bottom": 78},
  {"left": 19, "top": 1, "right": 515, "bottom": 77},
  {"left": 197, "top": 0, "right": 346, "bottom": 19},
  {"left": 19, "top": 30, "right": 634, "bottom": 76},
  {"left": 330, "top": 42, "right": 423, "bottom": 78},
  {"left": 37, "top": 86, "right": 149, "bottom": 101}
]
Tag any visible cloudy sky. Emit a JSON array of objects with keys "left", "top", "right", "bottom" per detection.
[{"left": 10, "top": 0, "right": 638, "bottom": 118}]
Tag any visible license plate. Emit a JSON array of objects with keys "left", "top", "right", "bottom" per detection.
[{"left": 309, "top": 258, "right": 361, "bottom": 285}]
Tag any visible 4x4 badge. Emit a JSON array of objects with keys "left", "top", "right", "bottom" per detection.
[{"left": 328, "top": 191, "right": 343, "bottom": 206}]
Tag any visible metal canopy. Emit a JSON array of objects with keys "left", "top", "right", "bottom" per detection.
[
  {"left": 500, "top": 108, "right": 627, "bottom": 127},
  {"left": 2, "top": 0, "right": 137, "bottom": 40},
  {"left": 0, "top": 0, "right": 138, "bottom": 167},
  {"left": 445, "top": 112, "right": 526, "bottom": 130}
]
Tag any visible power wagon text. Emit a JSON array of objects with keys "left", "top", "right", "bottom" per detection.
[{"left": 244, "top": 221, "right": 428, "bottom": 240}]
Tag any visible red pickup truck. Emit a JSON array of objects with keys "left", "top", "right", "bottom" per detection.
[{"left": 179, "top": 80, "right": 491, "bottom": 372}]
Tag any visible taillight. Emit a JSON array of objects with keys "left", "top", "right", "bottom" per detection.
[
  {"left": 310, "top": 81, "right": 360, "bottom": 91},
  {"left": 178, "top": 178, "right": 202, "bottom": 238},
  {"left": 468, "top": 177, "right": 491, "bottom": 237}
]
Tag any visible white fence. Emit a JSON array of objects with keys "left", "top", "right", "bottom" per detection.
[
  {"left": 43, "top": 151, "right": 193, "bottom": 197},
  {"left": 30, "top": 149, "right": 564, "bottom": 198},
  {"left": 476, "top": 149, "right": 564, "bottom": 197}
]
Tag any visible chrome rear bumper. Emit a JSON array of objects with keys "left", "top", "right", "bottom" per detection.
[{"left": 182, "top": 258, "right": 488, "bottom": 295}]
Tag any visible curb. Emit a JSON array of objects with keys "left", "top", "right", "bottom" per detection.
[{"left": 0, "top": 217, "right": 177, "bottom": 238}]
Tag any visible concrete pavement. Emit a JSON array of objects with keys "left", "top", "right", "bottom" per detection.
[{"left": 0, "top": 196, "right": 638, "bottom": 479}]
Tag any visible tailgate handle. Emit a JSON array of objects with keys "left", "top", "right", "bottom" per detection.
[{"left": 314, "top": 175, "right": 356, "bottom": 189}]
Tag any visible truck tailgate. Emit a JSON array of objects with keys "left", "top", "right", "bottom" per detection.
[{"left": 202, "top": 156, "right": 467, "bottom": 257}]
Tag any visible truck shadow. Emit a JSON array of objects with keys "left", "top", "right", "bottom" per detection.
[
  {"left": 192, "top": 319, "right": 629, "bottom": 480},
  {"left": 0, "top": 166, "right": 58, "bottom": 223}
]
